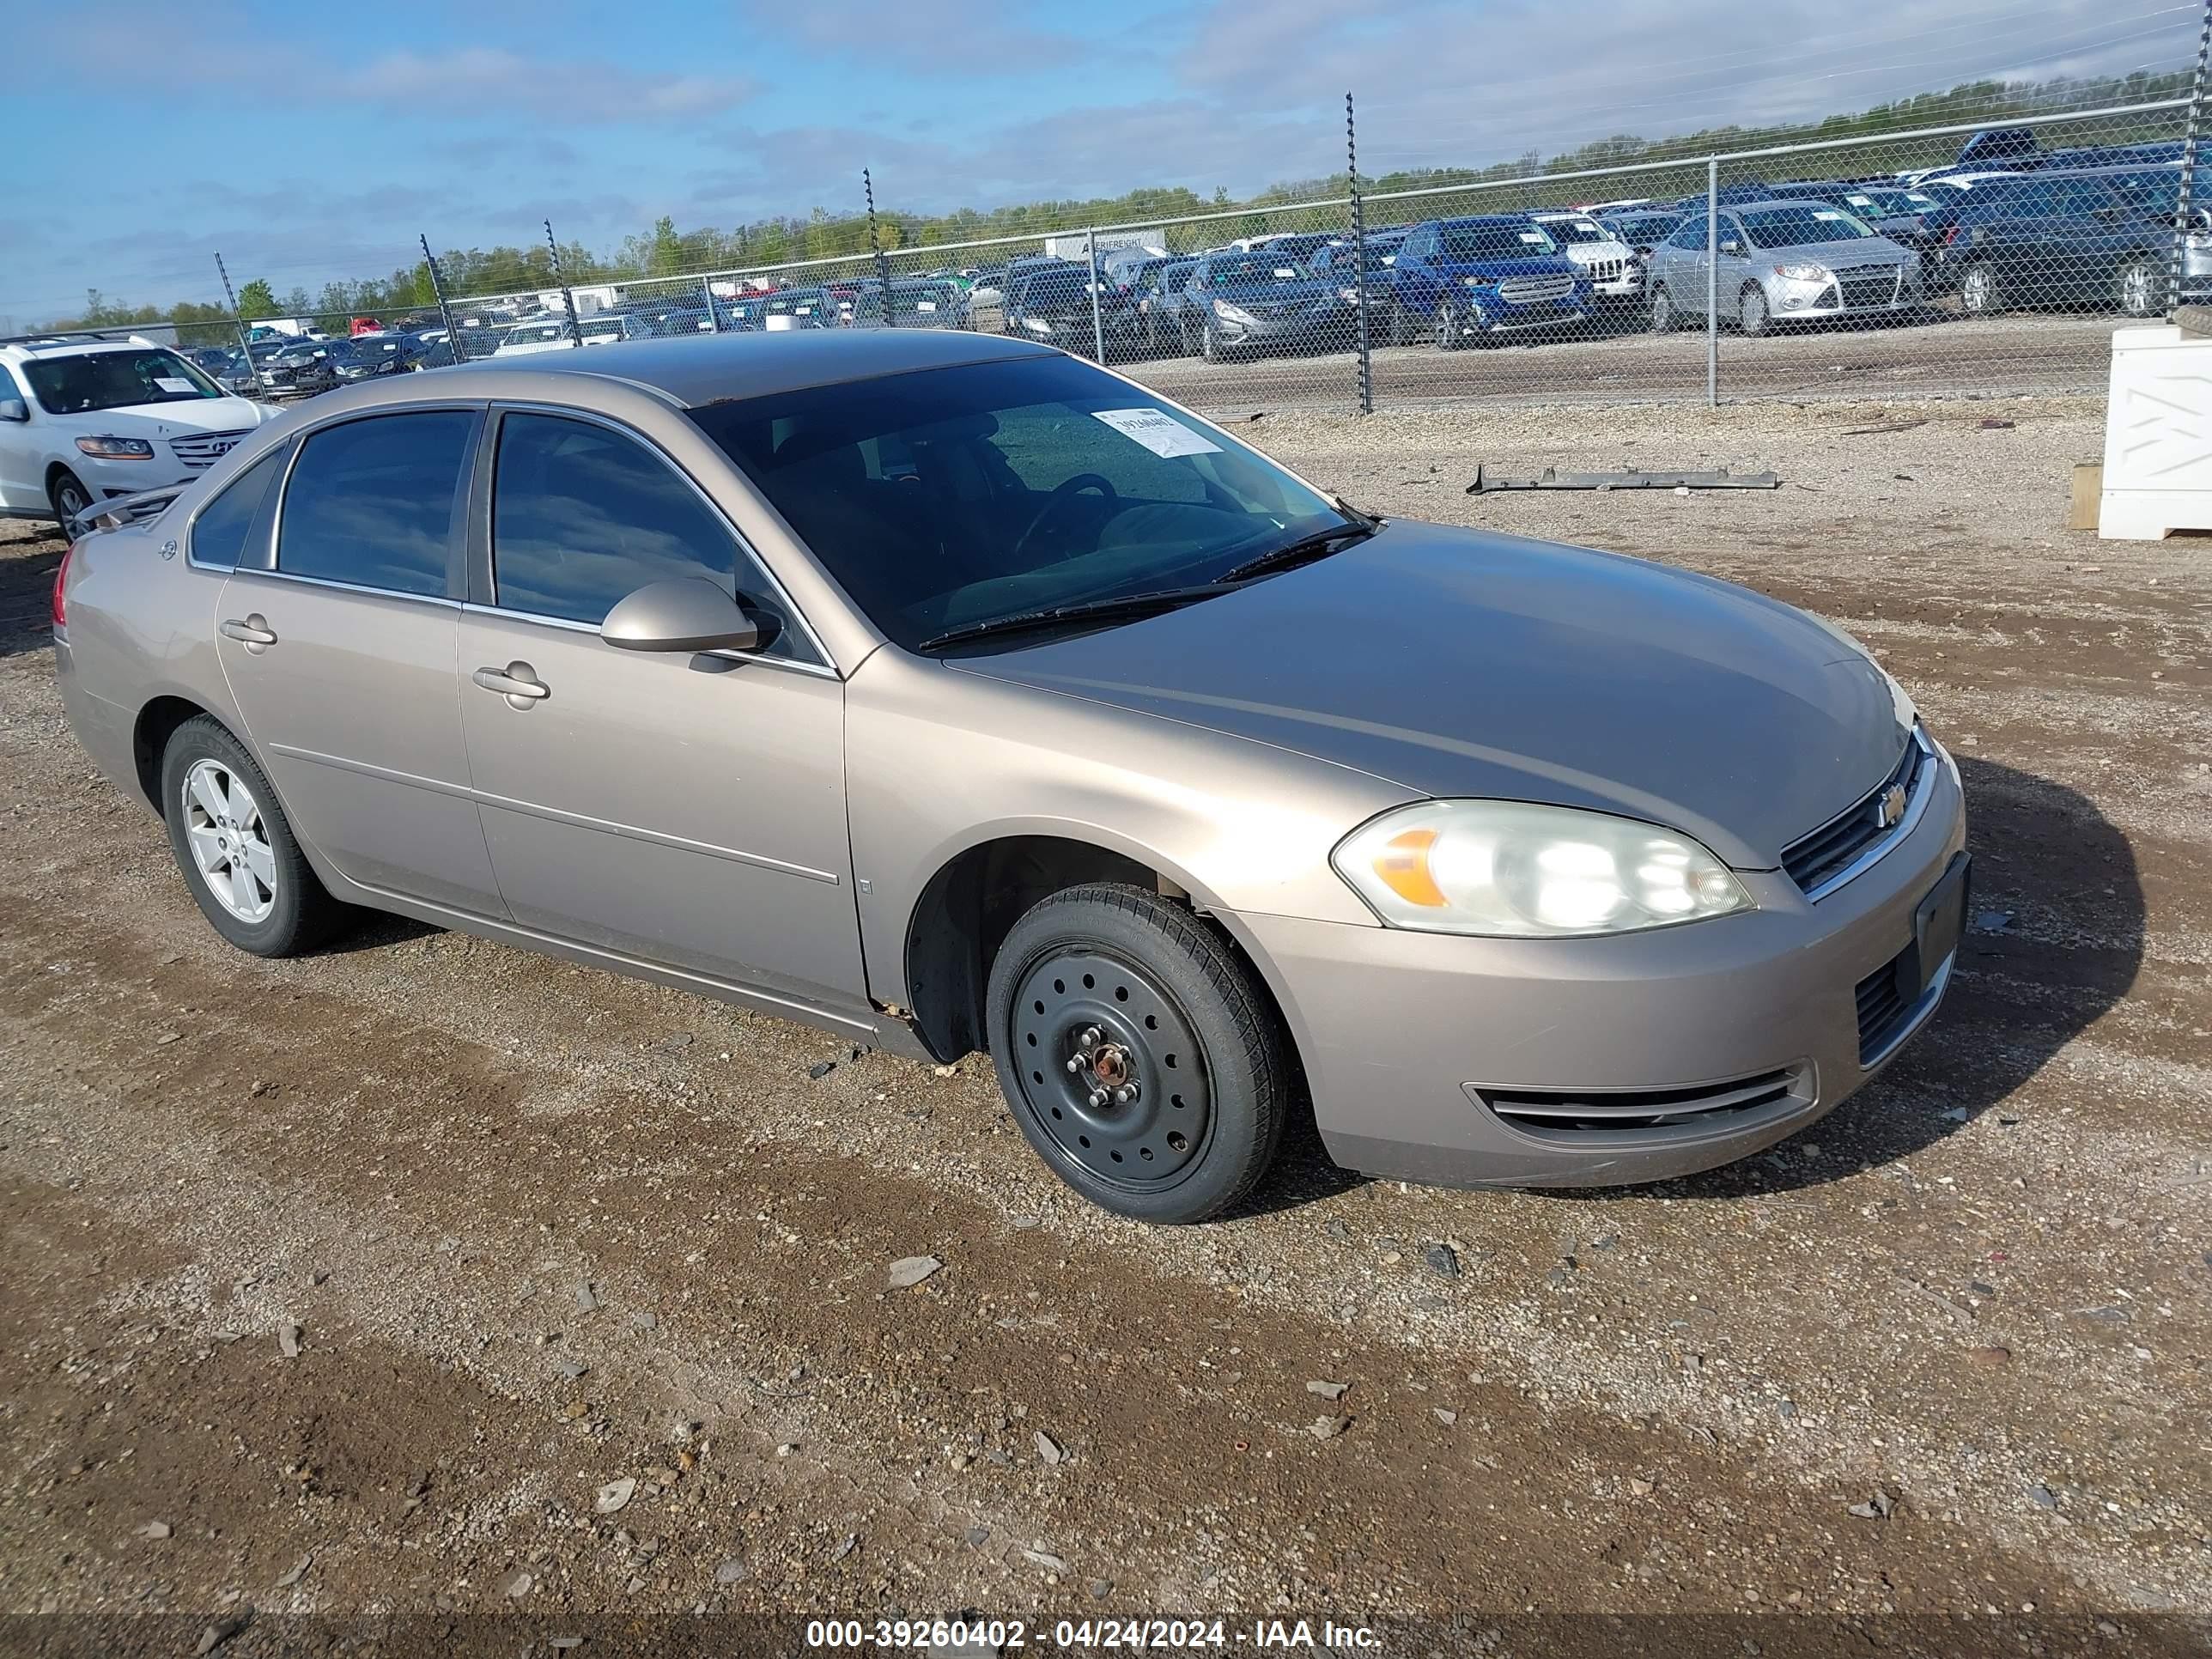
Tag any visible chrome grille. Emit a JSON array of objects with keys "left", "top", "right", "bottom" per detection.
[
  {"left": 1585, "top": 258, "right": 1626, "bottom": 283},
  {"left": 1498, "top": 275, "right": 1576, "bottom": 304},
  {"left": 167, "top": 430, "right": 250, "bottom": 470},
  {"left": 1781, "top": 732, "right": 1929, "bottom": 898},
  {"left": 1836, "top": 264, "right": 1900, "bottom": 307}
]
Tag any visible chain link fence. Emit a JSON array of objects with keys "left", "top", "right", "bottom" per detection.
[{"left": 98, "top": 96, "right": 2201, "bottom": 419}]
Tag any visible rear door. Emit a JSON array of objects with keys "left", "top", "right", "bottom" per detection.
[
  {"left": 216, "top": 405, "right": 507, "bottom": 915},
  {"left": 455, "top": 408, "right": 867, "bottom": 1018}
]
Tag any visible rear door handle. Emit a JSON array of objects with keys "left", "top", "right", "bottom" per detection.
[
  {"left": 219, "top": 614, "right": 276, "bottom": 651},
  {"left": 471, "top": 662, "right": 550, "bottom": 708}
]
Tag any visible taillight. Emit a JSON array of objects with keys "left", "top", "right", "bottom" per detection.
[
  {"left": 1942, "top": 225, "right": 1961, "bottom": 246},
  {"left": 52, "top": 542, "right": 75, "bottom": 630}
]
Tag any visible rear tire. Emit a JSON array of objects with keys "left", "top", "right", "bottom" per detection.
[
  {"left": 160, "top": 715, "right": 346, "bottom": 957},
  {"left": 985, "top": 883, "right": 1287, "bottom": 1224},
  {"left": 1958, "top": 261, "right": 2003, "bottom": 317},
  {"left": 1648, "top": 284, "right": 1679, "bottom": 332}
]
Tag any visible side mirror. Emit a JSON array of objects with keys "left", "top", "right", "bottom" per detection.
[
  {"left": 0, "top": 397, "right": 27, "bottom": 422},
  {"left": 600, "top": 578, "right": 762, "bottom": 654},
  {"left": 1720, "top": 238, "right": 1742, "bottom": 255}
]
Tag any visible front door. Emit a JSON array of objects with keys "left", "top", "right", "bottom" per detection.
[
  {"left": 216, "top": 406, "right": 507, "bottom": 916},
  {"left": 455, "top": 409, "right": 866, "bottom": 1018}
]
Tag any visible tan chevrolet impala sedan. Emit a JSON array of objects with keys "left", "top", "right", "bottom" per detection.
[{"left": 52, "top": 331, "right": 1966, "bottom": 1222}]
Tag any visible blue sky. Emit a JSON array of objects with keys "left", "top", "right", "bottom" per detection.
[{"left": 1, "top": 0, "right": 2191, "bottom": 325}]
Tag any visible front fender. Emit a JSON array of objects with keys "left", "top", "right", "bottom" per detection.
[{"left": 844, "top": 649, "right": 1405, "bottom": 1012}]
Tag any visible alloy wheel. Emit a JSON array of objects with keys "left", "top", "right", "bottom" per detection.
[
  {"left": 2120, "top": 260, "right": 2158, "bottom": 318},
  {"left": 1007, "top": 947, "right": 1213, "bottom": 1189},
  {"left": 180, "top": 759, "right": 277, "bottom": 924}
]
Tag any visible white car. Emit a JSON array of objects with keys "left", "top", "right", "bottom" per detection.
[
  {"left": 491, "top": 315, "right": 641, "bottom": 356},
  {"left": 1529, "top": 212, "right": 1644, "bottom": 302},
  {"left": 0, "top": 336, "right": 277, "bottom": 526}
]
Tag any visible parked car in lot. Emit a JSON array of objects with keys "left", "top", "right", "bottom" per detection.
[
  {"left": 493, "top": 314, "right": 643, "bottom": 356},
  {"left": 1595, "top": 210, "right": 1682, "bottom": 259},
  {"left": 1388, "top": 216, "right": 1590, "bottom": 347},
  {"left": 1528, "top": 211, "right": 1644, "bottom": 306},
  {"left": 757, "top": 289, "right": 836, "bottom": 331},
  {"left": 1645, "top": 201, "right": 1923, "bottom": 334},
  {"left": 1306, "top": 240, "right": 1412, "bottom": 341},
  {"left": 1004, "top": 264, "right": 1141, "bottom": 356},
  {"left": 52, "top": 331, "right": 1967, "bottom": 1223},
  {"left": 1133, "top": 258, "right": 1202, "bottom": 355},
  {"left": 0, "top": 336, "right": 273, "bottom": 526},
  {"left": 1923, "top": 170, "right": 2173, "bottom": 318},
  {"left": 1174, "top": 251, "right": 1356, "bottom": 361},
  {"left": 257, "top": 338, "right": 342, "bottom": 397},
  {"left": 1765, "top": 181, "right": 1944, "bottom": 249}
]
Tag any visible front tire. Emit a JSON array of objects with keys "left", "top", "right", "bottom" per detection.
[
  {"left": 1432, "top": 301, "right": 1467, "bottom": 350},
  {"left": 1737, "top": 283, "right": 1771, "bottom": 336},
  {"left": 1648, "top": 284, "right": 1679, "bottom": 332},
  {"left": 160, "top": 716, "right": 345, "bottom": 957},
  {"left": 985, "top": 884, "right": 1288, "bottom": 1224},
  {"left": 1958, "top": 261, "right": 2002, "bottom": 317},
  {"left": 49, "top": 470, "right": 93, "bottom": 531},
  {"left": 2118, "top": 256, "right": 2161, "bottom": 319}
]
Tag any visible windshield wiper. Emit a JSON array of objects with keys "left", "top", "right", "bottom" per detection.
[
  {"left": 1217, "top": 520, "right": 1375, "bottom": 586},
  {"left": 917, "top": 584, "right": 1237, "bottom": 653}
]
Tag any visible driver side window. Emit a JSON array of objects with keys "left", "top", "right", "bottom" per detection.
[{"left": 490, "top": 412, "right": 811, "bottom": 661}]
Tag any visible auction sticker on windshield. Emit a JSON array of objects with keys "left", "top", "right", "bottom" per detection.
[
  {"left": 1092, "top": 407, "right": 1221, "bottom": 459},
  {"left": 153, "top": 377, "right": 198, "bottom": 394}
]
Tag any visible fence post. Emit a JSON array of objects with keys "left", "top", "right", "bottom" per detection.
[
  {"left": 702, "top": 275, "right": 722, "bottom": 332},
  {"left": 2171, "top": 0, "right": 2212, "bottom": 311},
  {"left": 1347, "top": 92, "right": 1373, "bottom": 416},
  {"left": 1705, "top": 158, "right": 1719, "bottom": 408},
  {"left": 1086, "top": 228, "right": 1107, "bottom": 365},
  {"left": 420, "top": 234, "right": 465, "bottom": 362},
  {"left": 211, "top": 253, "right": 258, "bottom": 383},
  {"left": 864, "top": 169, "right": 893, "bottom": 326},
  {"left": 545, "top": 220, "right": 583, "bottom": 348}
]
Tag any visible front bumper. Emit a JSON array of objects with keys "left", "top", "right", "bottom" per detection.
[
  {"left": 1212, "top": 309, "right": 1353, "bottom": 348},
  {"left": 1226, "top": 746, "right": 1968, "bottom": 1188},
  {"left": 1455, "top": 294, "right": 1590, "bottom": 335}
]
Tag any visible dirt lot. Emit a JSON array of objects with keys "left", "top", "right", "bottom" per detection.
[{"left": 0, "top": 398, "right": 2206, "bottom": 1657}]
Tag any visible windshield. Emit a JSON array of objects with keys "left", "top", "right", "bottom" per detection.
[
  {"left": 1540, "top": 219, "right": 1608, "bottom": 245},
  {"left": 1439, "top": 222, "right": 1559, "bottom": 259},
  {"left": 23, "top": 349, "right": 224, "bottom": 414},
  {"left": 1738, "top": 204, "right": 1876, "bottom": 247},
  {"left": 1205, "top": 255, "right": 1301, "bottom": 287},
  {"left": 1018, "top": 271, "right": 1091, "bottom": 307},
  {"left": 1607, "top": 215, "right": 1680, "bottom": 243},
  {"left": 690, "top": 355, "right": 1349, "bottom": 652}
]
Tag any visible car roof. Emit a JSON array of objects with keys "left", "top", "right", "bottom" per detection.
[
  {"left": 0, "top": 336, "right": 177, "bottom": 363},
  {"left": 386, "top": 328, "right": 1055, "bottom": 407},
  {"left": 1432, "top": 213, "right": 1538, "bottom": 228}
]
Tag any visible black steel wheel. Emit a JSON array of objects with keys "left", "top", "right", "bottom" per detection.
[{"left": 986, "top": 883, "right": 1287, "bottom": 1224}]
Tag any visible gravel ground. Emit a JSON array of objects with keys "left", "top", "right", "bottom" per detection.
[{"left": 0, "top": 396, "right": 2207, "bottom": 1657}]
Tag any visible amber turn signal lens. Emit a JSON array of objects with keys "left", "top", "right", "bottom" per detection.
[{"left": 1374, "top": 827, "right": 1448, "bottom": 907}]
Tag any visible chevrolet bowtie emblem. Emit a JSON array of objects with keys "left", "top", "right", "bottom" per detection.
[{"left": 1877, "top": 784, "right": 1908, "bottom": 830}]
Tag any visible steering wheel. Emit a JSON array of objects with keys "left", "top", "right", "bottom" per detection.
[{"left": 1012, "top": 473, "right": 1120, "bottom": 562}]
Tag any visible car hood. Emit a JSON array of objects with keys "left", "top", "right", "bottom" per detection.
[
  {"left": 74, "top": 397, "right": 269, "bottom": 434},
  {"left": 1437, "top": 254, "right": 1579, "bottom": 278},
  {"left": 953, "top": 520, "right": 1909, "bottom": 870},
  {"left": 1765, "top": 234, "right": 1912, "bottom": 264},
  {"left": 1210, "top": 280, "right": 1341, "bottom": 303}
]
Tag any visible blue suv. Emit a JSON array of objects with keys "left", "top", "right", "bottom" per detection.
[{"left": 1388, "top": 216, "right": 1590, "bottom": 349}]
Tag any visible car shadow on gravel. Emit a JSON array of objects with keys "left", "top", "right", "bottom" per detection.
[
  {"left": 1560, "top": 754, "right": 2143, "bottom": 1202},
  {"left": 0, "top": 523, "right": 64, "bottom": 659}
]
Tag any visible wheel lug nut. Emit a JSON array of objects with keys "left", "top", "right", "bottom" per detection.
[
  {"left": 1114, "top": 1086, "right": 1134, "bottom": 1104},
  {"left": 1088, "top": 1090, "right": 1106, "bottom": 1107},
  {"left": 1065, "top": 1057, "right": 1081, "bottom": 1073}
]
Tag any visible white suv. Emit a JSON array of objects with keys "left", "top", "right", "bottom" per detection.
[
  {"left": 1528, "top": 212, "right": 1644, "bottom": 304},
  {"left": 0, "top": 336, "right": 278, "bottom": 526}
]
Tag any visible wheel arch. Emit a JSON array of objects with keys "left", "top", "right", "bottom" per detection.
[
  {"left": 132, "top": 695, "right": 215, "bottom": 811},
  {"left": 898, "top": 829, "right": 1293, "bottom": 1070}
]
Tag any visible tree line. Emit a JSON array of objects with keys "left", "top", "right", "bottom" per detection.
[{"left": 40, "top": 67, "right": 2189, "bottom": 341}]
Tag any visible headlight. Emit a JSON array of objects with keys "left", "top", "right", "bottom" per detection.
[
  {"left": 1462, "top": 274, "right": 1496, "bottom": 289},
  {"left": 1332, "top": 800, "right": 1751, "bottom": 938},
  {"left": 1213, "top": 300, "right": 1258, "bottom": 325},
  {"left": 1772, "top": 263, "right": 1829, "bottom": 283},
  {"left": 76, "top": 435, "right": 155, "bottom": 459},
  {"left": 1021, "top": 317, "right": 1053, "bottom": 333}
]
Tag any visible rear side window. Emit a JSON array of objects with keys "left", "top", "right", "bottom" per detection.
[
  {"left": 276, "top": 411, "right": 473, "bottom": 597},
  {"left": 189, "top": 449, "right": 283, "bottom": 570}
]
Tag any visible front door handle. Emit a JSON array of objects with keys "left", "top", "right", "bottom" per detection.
[
  {"left": 472, "top": 661, "right": 550, "bottom": 709},
  {"left": 220, "top": 614, "right": 276, "bottom": 652}
]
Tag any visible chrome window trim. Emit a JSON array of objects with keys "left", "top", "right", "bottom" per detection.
[
  {"left": 458, "top": 602, "right": 838, "bottom": 682},
  {"left": 230, "top": 566, "right": 461, "bottom": 609},
  {"left": 1798, "top": 725, "right": 1939, "bottom": 904},
  {"left": 485, "top": 400, "right": 837, "bottom": 674}
]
